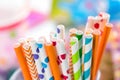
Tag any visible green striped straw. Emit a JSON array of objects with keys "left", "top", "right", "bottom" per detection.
[
  {"left": 70, "top": 37, "right": 81, "bottom": 80},
  {"left": 76, "top": 30, "right": 83, "bottom": 80}
]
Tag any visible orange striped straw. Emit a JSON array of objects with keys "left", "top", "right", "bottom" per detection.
[
  {"left": 91, "top": 30, "right": 101, "bottom": 80},
  {"left": 45, "top": 42, "right": 61, "bottom": 80},
  {"left": 14, "top": 43, "right": 32, "bottom": 80},
  {"left": 92, "top": 23, "right": 113, "bottom": 80},
  {"left": 22, "top": 43, "right": 39, "bottom": 80}
]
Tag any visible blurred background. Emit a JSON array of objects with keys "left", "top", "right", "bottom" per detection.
[{"left": 0, "top": 0, "right": 120, "bottom": 80}]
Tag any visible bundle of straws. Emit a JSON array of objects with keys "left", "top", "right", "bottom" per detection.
[{"left": 14, "top": 12, "right": 112, "bottom": 80}]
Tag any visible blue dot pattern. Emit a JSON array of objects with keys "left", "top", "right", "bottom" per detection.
[
  {"left": 42, "top": 68, "right": 45, "bottom": 73},
  {"left": 36, "top": 43, "right": 54, "bottom": 80},
  {"left": 36, "top": 43, "right": 43, "bottom": 48},
  {"left": 36, "top": 48, "right": 39, "bottom": 53},
  {"left": 44, "top": 57, "right": 49, "bottom": 63},
  {"left": 42, "top": 62, "right": 47, "bottom": 68},
  {"left": 33, "top": 54, "right": 39, "bottom": 59},
  {"left": 57, "top": 28, "right": 60, "bottom": 33},
  {"left": 49, "top": 77, "right": 54, "bottom": 80},
  {"left": 39, "top": 74, "right": 44, "bottom": 79}
]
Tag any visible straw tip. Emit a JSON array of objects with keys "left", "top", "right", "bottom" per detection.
[
  {"left": 93, "top": 30, "right": 101, "bottom": 35},
  {"left": 106, "top": 23, "right": 113, "bottom": 28},
  {"left": 77, "top": 30, "right": 83, "bottom": 34},
  {"left": 45, "top": 42, "right": 52, "bottom": 46},
  {"left": 22, "top": 43, "right": 30, "bottom": 50},
  {"left": 85, "top": 33, "right": 93, "bottom": 38},
  {"left": 57, "top": 24, "right": 65, "bottom": 28},
  {"left": 88, "top": 16, "right": 94, "bottom": 19},
  {"left": 14, "top": 43, "right": 21, "bottom": 48},
  {"left": 18, "top": 38, "right": 25, "bottom": 43}
]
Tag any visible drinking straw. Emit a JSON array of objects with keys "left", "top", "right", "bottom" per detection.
[
  {"left": 55, "top": 39, "right": 71, "bottom": 80},
  {"left": 97, "top": 12, "right": 110, "bottom": 32},
  {"left": 45, "top": 42, "right": 61, "bottom": 80},
  {"left": 85, "top": 16, "right": 94, "bottom": 33},
  {"left": 92, "top": 23, "right": 113, "bottom": 80},
  {"left": 91, "top": 30, "right": 101, "bottom": 80},
  {"left": 98, "top": 12, "right": 110, "bottom": 23},
  {"left": 69, "top": 28, "right": 78, "bottom": 80},
  {"left": 14, "top": 43, "right": 32, "bottom": 80},
  {"left": 29, "top": 39, "right": 44, "bottom": 80},
  {"left": 22, "top": 43, "right": 39, "bottom": 80},
  {"left": 70, "top": 37, "right": 81, "bottom": 80},
  {"left": 57, "top": 25, "right": 65, "bottom": 40},
  {"left": 85, "top": 12, "right": 110, "bottom": 33},
  {"left": 75, "top": 30, "right": 83, "bottom": 80},
  {"left": 37, "top": 39, "right": 54, "bottom": 80},
  {"left": 83, "top": 34, "right": 93, "bottom": 80}
]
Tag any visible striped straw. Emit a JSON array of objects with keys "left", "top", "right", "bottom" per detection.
[
  {"left": 57, "top": 25, "right": 65, "bottom": 40},
  {"left": 22, "top": 42, "right": 39, "bottom": 80},
  {"left": 69, "top": 28, "right": 78, "bottom": 80},
  {"left": 55, "top": 39, "right": 71, "bottom": 80},
  {"left": 76, "top": 30, "right": 83, "bottom": 80},
  {"left": 29, "top": 39, "right": 44, "bottom": 80},
  {"left": 83, "top": 34, "right": 93, "bottom": 80},
  {"left": 37, "top": 38, "right": 54, "bottom": 80},
  {"left": 70, "top": 37, "right": 81, "bottom": 80}
]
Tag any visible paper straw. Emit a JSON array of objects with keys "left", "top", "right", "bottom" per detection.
[
  {"left": 76, "top": 30, "right": 83, "bottom": 80},
  {"left": 85, "top": 16, "right": 94, "bottom": 33},
  {"left": 70, "top": 37, "right": 81, "bottom": 80},
  {"left": 83, "top": 34, "right": 93, "bottom": 80},
  {"left": 45, "top": 42, "right": 61, "bottom": 80},
  {"left": 91, "top": 30, "right": 101, "bottom": 80},
  {"left": 98, "top": 12, "right": 110, "bottom": 23},
  {"left": 69, "top": 28, "right": 78, "bottom": 80},
  {"left": 14, "top": 43, "right": 32, "bottom": 80},
  {"left": 22, "top": 43, "right": 39, "bottom": 80},
  {"left": 29, "top": 39, "right": 44, "bottom": 80},
  {"left": 97, "top": 12, "right": 110, "bottom": 31},
  {"left": 92, "top": 23, "right": 112, "bottom": 80},
  {"left": 57, "top": 25, "right": 65, "bottom": 40},
  {"left": 37, "top": 39, "right": 54, "bottom": 80},
  {"left": 85, "top": 12, "right": 110, "bottom": 33},
  {"left": 55, "top": 39, "right": 71, "bottom": 80}
]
